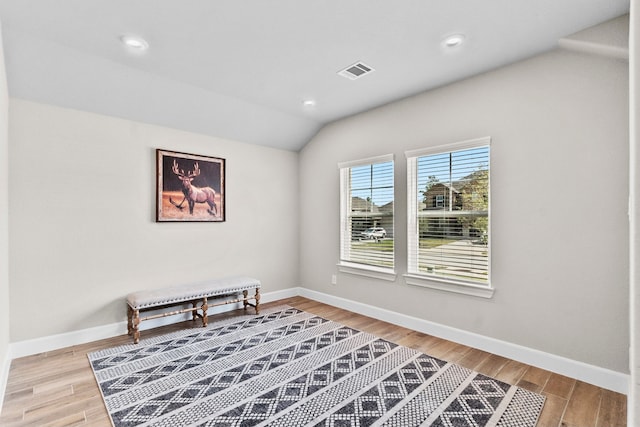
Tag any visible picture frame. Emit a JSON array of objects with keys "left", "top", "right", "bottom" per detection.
[{"left": 156, "top": 149, "right": 225, "bottom": 222}]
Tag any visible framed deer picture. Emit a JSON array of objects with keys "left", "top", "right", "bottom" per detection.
[{"left": 156, "top": 149, "right": 225, "bottom": 222}]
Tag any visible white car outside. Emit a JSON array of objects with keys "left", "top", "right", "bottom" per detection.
[{"left": 361, "top": 227, "right": 386, "bottom": 240}]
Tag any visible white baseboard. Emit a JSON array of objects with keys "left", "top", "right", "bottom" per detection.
[
  {"left": 9, "top": 287, "right": 298, "bottom": 359},
  {"left": 3, "top": 286, "right": 628, "bottom": 396},
  {"left": 298, "top": 288, "right": 630, "bottom": 395}
]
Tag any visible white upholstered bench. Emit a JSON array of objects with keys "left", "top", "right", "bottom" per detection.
[{"left": 126, "top": 276, "right": 261, "bottom": 343}]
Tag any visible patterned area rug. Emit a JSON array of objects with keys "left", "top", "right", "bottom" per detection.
[{"left": 89, "top": 305, "right": 545, "bottom": 427}]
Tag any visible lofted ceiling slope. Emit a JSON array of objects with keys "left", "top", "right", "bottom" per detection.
[{"left": 0, "top": 1, "right": 630, "bottom": 151}]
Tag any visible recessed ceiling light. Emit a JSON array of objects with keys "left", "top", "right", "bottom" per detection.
[
  {"left": 120, "top": 34, "right": 149, "bottom": 51},
  {"left": 443, "top": 34, "right": 465, "bottom": 48},
  {"left": 302, "top": 99, "right": 316, "bottom": 108}
]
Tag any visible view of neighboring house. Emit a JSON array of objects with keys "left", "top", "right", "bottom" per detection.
[
  {"left": 423, "top": 183, "right": 461, "bottom": 210},
  {"left": 420, "top": 169, "right": 489, "bottom": 241},
  {"left": 349, "top": 197, "right": 394, "bottom": 239},
  {"left": 348, "top": 167, "right": 488, "bottom": 243}
]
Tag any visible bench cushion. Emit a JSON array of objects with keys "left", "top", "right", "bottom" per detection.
[{"left": 127, "top": 276, "right": 261, "bottom": 310}]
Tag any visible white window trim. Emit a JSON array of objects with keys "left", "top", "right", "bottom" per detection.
[
  {"left": 405, "top": 136, "right": 493, "bottom": 298},
  {"left": 338, "top": 262, "right": 397, "bottom": 281},
  {"left": 403, "top": 273, "right": 494, "bottom": 298},
  {"left": 338, "top": 153, "right": 394, "bottom": 170},
  {"left": 338, "top": 153, "right": 395, "bottom": 279},
  {"left": 404, "top": 137, "right": 491, "bottom": 159}
]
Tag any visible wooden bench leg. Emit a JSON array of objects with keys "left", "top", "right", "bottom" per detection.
[
  {"left": 201, "top": 297, "right": 208, "bottom": 327},
  {"left": 132, "top": 309, "right": 140, "bottom": 344},
  {"left": 127, "top": 305, "right": 133, "bottom": 336},
  {"left": 255, "top": 288, "right": 260, "bottom": 315},
  {"left": 243, "top": 290, "right": 249, "bottom": 311},
  {"left": 191, "top": 300, "right": 198, "bottom": 322}
]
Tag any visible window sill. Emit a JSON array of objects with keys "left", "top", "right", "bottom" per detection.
[
  {"left": 338, "top": 262, "right": 397, "bottom": 282},
  {"left": 403, "top": 273, "right": 494, "bottom": 299}
]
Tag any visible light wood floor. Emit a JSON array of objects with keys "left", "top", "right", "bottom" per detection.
[{"left": 0, "top": 297, "right": 627, "bottom": 426}]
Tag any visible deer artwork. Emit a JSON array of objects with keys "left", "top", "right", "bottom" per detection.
[{"left": 169, "top": 159, "right": 218, "bottom": 216}]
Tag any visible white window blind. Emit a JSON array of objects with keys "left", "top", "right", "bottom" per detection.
[
  {"left": 339, "top": 155, "right": 394, "bottom": 271},
  {"left": 407, "top": 138, "right": 490, "bottom": 286}
]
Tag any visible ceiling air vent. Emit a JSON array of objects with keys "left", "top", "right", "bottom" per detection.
[{"left": 338, "top": 61, "right": 375, "bottom": 80}]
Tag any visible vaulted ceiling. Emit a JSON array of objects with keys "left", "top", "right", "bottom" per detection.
[{"left": 0, "top": 1, "right": 630, "bottom": 151}]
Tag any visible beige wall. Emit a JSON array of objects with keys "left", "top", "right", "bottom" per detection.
[
  {"left": 630, "top": 0, "right": 639, "bottom": 421},
  {"left": 8, "top": 100, "right": 300, "bottom": 341},
  {"left": 299, "top": 47, "right": 629, "bottom": 373},
  {"left": 0, "top": 21, "right": 10, "bottom": 384}
]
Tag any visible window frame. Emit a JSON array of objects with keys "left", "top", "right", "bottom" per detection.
[
  {"left": 404, "top": 137, "right": 493, "bottom": 298},
  {"left": 435, "top": 194, "right": 444, "bottom": 208},
  {"left": 338, "top": 154, "right": 396, "bottom": 281}
]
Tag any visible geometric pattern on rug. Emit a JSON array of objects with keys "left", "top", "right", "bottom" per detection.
[{"left": 89, "top": 305, "right": 545, "bottom": 427}]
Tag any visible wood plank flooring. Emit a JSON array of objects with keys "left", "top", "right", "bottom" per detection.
[{"left": 0, "top": 296, "right": 627, "bottom": 426}]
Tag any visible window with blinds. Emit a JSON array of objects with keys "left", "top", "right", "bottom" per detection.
[
  {"left": 339, "top": 155, "right": 394, "bottom": 272},
  {"left": 406, "top": 138, "right": 490, "bottom": 287}
]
